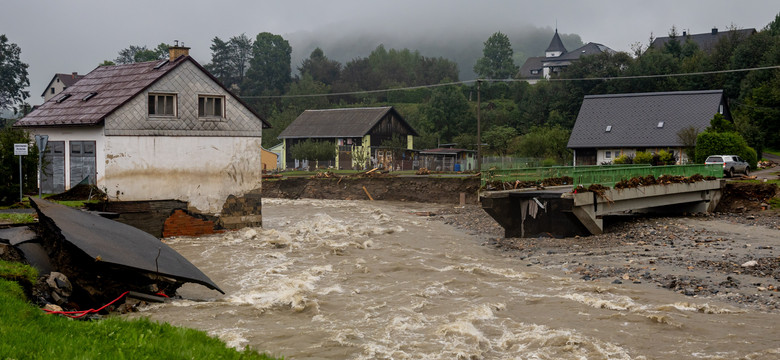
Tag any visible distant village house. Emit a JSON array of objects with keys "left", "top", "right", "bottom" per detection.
[
  {"left": 277, "top": 107, "right": 418, "bottom": 170},
  {"left": 518, "top": 29, "right": 614, "bottom": 83}
]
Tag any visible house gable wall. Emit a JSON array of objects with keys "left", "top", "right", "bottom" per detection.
[{"left": 104, "top": 61, "right": 263, "bottom": 137}]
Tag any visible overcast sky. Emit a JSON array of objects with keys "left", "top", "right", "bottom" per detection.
[{"left": 2, "top": 0, "right": 777, "bottom": 105}]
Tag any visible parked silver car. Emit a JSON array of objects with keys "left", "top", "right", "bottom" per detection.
[{"left": 704, "top": 155, "right": 750, "bottom": 177}]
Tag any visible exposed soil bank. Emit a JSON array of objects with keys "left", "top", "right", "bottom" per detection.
[{"left": 262, "top": 176, "right": 482, "bottom": 204}]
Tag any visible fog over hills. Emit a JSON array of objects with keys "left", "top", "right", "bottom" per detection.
[{"left": 285, "top": 23, "right": 584, "bottom": 81}]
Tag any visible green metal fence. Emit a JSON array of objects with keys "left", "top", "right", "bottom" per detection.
[{"left": 482, "top": 164, "right": 722, "bottom": 188}]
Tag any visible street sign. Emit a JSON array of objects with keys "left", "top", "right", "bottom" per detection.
[
  {"left": 35, "top": 135, "right": 48, "bottom": 153},
  {"left": 14, "top": 143, "right": 28, "bottom": 156}
]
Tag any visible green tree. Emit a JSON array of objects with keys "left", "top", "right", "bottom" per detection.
[
  {"left": 298, "top": 48, "right": 341, "bottom": 86},
  {"left": 206, "top": 34, "right": 253, "bottom": 91},
  {"left": 0, "top": 35, "right": 30, "bottom": 114},
  {"left": 114, "top": 43, "right": 168, "bottom": 64},
  {"left": 482, "top": 125, "right": 518, "bottom": 156},
  {"left": 290, "top": 139, "right": 336, "bottom": 170},
  {"left": 0, "top": 124, "right": 38, "bottom": 205},
  {"left": 243, "top": 32, "right": 292, "bottom": 96},
  {"left": 422, "top": 85, "right": 472, "bottom": 142},
  {"left": 516, "top": 126, "right": 571, "bottom": 163},
  {"left": 473, "top": 32, "right": 518, "bottom": 79}
]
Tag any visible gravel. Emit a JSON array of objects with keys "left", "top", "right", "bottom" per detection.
[{"left": 431, "top": 205, "right": 780, "bottom": 313}]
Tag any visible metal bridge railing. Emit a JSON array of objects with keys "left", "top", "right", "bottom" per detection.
[{"left": 482, "top": 164, "right": 722, "bottom": 188}]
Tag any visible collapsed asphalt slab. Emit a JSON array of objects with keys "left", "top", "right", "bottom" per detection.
[{"left": 27, "top": 197, "right": 223, "bottom": 308}]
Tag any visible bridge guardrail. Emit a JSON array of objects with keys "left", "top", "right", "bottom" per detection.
[{"left": 482, "top": 164, "right": 722, "bottom": 188}]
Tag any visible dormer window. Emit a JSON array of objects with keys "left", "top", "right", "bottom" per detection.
[{"left": 605, "top": 125, "right": 612, "bottom": 132}]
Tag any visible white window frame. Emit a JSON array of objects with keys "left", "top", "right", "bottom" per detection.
[
  {"left": 148, "top": 93, "right": 177, "bottom": 117},
  {"left": 198, "top": 95, "right": 225, "bottom": 118}
]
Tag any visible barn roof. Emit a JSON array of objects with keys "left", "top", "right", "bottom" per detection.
[{"left": 278, "top": 106, "right": 418, "bottom": 138}]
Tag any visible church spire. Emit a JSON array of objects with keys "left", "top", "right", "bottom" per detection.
[{"left": 545, "top": 28, "right": 567, "bottom": 57}]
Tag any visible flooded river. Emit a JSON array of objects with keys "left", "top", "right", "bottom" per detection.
[{"left": 127, "top": 199, "right": 780, "bottom": 359}]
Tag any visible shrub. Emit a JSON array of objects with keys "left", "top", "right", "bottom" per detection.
[
  {"left": 658, "top": 150, "right": 674, "bottom": 163},
  {"left": 612, "top": 154, "right": 633, "bottom": 164},
  {"left": 633, "top": 151, "right": 654, "bottom": 164},
  {"left": 695, "top": 131, "right": 758, "bottom": 168}
]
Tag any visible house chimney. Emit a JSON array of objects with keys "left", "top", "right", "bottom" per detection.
[
  {"left": 72, "top": 72, "right": 77, "bottom": 78},
  {"left": 168, "top": 40, "right": 190, "bottom": 61},
  {"left": 712, "top": 27, "right": 718, "bottom": 35}
]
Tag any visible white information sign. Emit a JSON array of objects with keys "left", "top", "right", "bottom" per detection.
[{"left": 14, "top": 143, "right": 28, "bottom": 156}]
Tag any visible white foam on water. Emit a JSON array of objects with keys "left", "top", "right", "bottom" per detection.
[
  {"left": 208, "top": 327, "right": 249, "bottom": 350},
  {"left": 559, "top": 292, "right": 645, "bottom": 312},
  {"left": 659, "top": 302, "right": 741, "bottom": 314},
  {"left": 226, "top": 264, "right": 333, "bottom": 312},
  {"left": 429, "top": 263, "right": 537, "bottom": 281}
]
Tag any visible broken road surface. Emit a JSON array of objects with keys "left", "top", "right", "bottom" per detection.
[{"left": 30, "top": 198, "right": 223, "bottom": 294}]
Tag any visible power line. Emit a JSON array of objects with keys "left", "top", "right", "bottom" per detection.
[{"left": 239, "top": 65, "right": 780, "bottom": 99}]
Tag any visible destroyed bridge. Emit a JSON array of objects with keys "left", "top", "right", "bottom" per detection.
[{"left": 480, "top": 164, "right": 725, "bottom": 238}]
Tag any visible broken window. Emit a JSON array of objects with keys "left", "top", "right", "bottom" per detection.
[
  {"left": 148, "top": 93, "right": 176, "bottom": 116},
  {"left": 198, "top": 95, "right": 224, "bottom": 118}
]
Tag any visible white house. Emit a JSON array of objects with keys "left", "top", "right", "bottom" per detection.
[
  {"left": 16, "top": 45, "right": 269, "bottom": 222},
  {"left": 41, "top": 72, "right": 84, "bottom": 103}
]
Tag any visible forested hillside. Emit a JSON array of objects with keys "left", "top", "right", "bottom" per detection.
[{"left": 114, "top": 14, "right": 780, "bottom": 164}]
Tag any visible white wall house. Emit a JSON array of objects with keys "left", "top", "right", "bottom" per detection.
[{"left": 16, "top": 46, "right": 269, "bottom": 216}]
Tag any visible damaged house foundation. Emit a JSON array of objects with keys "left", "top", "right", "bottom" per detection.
[{"left": 15, "top": 44, "right": 270, "bottom": 237}]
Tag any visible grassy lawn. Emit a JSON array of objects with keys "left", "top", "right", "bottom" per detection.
[
  {"left": 0, "top": 213, "right": 36, "bottom": 224},
  {"left": 0, "top": 260, "right": 281, "bottom": 359}
]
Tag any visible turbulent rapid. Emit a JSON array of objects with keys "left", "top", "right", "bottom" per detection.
[{"left": 126, "top": 199, "right": 780, "bottom": 359}]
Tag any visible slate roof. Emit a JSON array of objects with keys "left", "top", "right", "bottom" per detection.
[
  {"left": 651, "top": 28, "right": 756, "bottom": 53},
  {"left": 17, "top": 56, "right": 269, "bottom": 128},
  {"left": 40, "top": 73, "right": 85, "bottom": 97},
  {"left": 278, "top": 106, "right": 418, "bottom": 138},
  {"left": 567, "top": 90, "right": 727, "bottom": 149},
  {"left": 546, "top": 29, "right": 567, "bottom": 54},
  {"left": 517, "top": 56, "right": 544, "bottom": 80},
  {"left": 556, "top": 42, "right": 614, "bottom": 61}
]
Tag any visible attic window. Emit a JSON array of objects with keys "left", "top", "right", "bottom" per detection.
[
  {"left": 55, "top": 94, "right": 71, "bottom": 103},
  {"left": 82, "top": 92, "right": 97, "bottom": 101},
  {"left": 154, "top": 60, "right": 169, "bottom": 69},
  {"left": 605, "top": 125, "right": 612, "bottom": 132},
  {"left": 657, "top": 121, "right": 664, "bottom": 128}
]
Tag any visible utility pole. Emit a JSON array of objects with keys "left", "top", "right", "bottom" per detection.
[{"left": 477, "top": 79, "right": 482, "bottom": 172}]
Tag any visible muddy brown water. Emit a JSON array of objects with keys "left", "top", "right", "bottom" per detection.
[{"left": 125, "top": 199, "right": 780, "bottom": 359}]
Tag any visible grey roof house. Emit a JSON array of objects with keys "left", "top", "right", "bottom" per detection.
[
  {"left": 651, "top": 27, "right": 756, "bottom": 53},
  {"left": 518, "top": 29, "right": 614, "bottom": 83},
  {"left": 278, "top": 106, "right": 418, "bottom": 170},
  {"left": 567, "top": 90, "right": 730, "bottom": 165}
]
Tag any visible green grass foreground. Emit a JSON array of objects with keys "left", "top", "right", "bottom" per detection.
[{"left": 0, "top": 261, "right": 281, "bottom": 360}]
